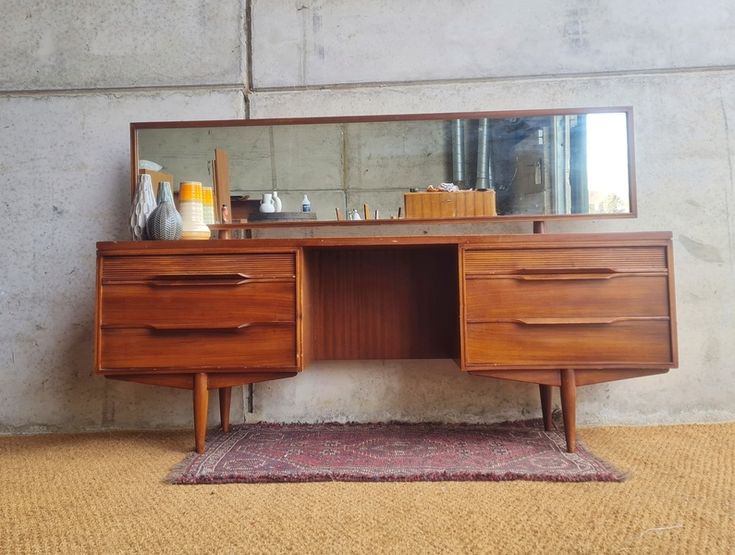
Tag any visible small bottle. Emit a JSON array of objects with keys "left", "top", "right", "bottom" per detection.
[{"left": 302, "top": 194, "right": 311, "bottom": 212}]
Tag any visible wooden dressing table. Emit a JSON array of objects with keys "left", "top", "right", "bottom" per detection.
[
  {"left": 95, "top": 231, "right": 677, "bottom": 453},
  {"left": 105, "top": 107, "right": 677, "bottom": 453}
]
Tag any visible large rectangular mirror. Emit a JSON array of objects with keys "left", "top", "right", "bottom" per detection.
[{"left": 132, "top": 107, "right": 635, "bottom": 225}]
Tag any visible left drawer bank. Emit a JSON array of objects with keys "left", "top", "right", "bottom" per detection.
[{"left": 95, "top": 241, "right": 302, "bottom": 453}]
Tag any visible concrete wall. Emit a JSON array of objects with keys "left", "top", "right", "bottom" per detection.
[{"left": 2, "top": 0, "right": 734, "bottom": 433}]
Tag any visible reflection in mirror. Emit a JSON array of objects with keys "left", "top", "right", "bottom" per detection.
[{"left": 135, "top": 109, "right": 633, "bottom": 223}]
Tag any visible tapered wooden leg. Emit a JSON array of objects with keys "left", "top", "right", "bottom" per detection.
[
  {"left": 193, "top": 373, "right": 208, "bottom": 454},
  {"left": 219, "top": 387, "right": 232, "bottom": 433},
  {"left": 560, "top": 369, "right": 576, "bottom": 453},
  {"left": 539, "top": 384, "right": 553, "bottom": 431}
]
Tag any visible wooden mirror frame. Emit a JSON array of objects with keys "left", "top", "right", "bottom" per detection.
[{"left": 130, "top": 106, "right": 637, "bottom": 232}]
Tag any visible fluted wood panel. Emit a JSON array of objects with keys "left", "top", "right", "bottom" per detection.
[
  {"left": 464, "top": 247, "right": 667, "bottom": 273},
  {"left": 306, "top": 247, "right": 459, "bottom": 360}
]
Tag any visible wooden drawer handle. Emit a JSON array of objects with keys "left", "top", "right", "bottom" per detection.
[
  {"left": 504, "top": 316, "right": 668, "bottom": 325},
  {"left": 149, "top": 322, "right": 259, "bottom": 331},
  {"left": 510, "top": 273, "right": 618, "bottom": 281},
  {"left": 467, "top": 269, "right": 667, "bottom": 281},
  {"left": 509, "top": 268, "right": 619, "bottom": 281},
  {"left": 148, "top": 273, "right": 291, "bottom": 287},
  {"left": 102, "top": 321, "right": 293, "bottom": 331}
]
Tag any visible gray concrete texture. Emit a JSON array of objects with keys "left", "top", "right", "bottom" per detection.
[
  {"left": 1, "top": 0, "right": 734, "bottom": 433},
  {"left": 251, "top": 0, "right": 735, "bottom": 88},
  {"left": 0, "top": 1, "right": 245, "bottom": 90}
]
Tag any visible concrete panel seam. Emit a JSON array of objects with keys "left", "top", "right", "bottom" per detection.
[
  {"left": 0, "top": 83, "right": 246, "bottom": 98},
  {"left": 252, "top": 64, "right": 735, "bottom": 94},
  {"left": 717, "top": 79, "right": 735, "bottom": 264},
  {"left": 244, "top": 0, "right": 254, "bottom": 94}
]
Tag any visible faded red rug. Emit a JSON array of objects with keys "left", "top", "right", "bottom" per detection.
[{"left": 168, "top": 421, "right": 625, "bottom": 484}]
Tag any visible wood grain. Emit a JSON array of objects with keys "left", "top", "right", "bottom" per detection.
[
  {"left": 540, "top": 384, "right": 553, "bottom": 431},
  {"left": 101, "top": 281, "right": 296, "bottom": 327},
  {"left": 100, "top": 325, "right": 297, "bottom": 370},
  {"left": 219, "top": 387, "right": 232, "bottom": 432},
  {"left": 560, "top": 369, "right": 577, "bottom": 453},
  {"left": 305, "top": 246, "right": 459, "bottom": 360},
  {"left": 465, "top": 274, "right": 670, "bottom": 320},
  {"left": 193, "top": 373, "right": 208, "bottom": 454},
  {"left": 465, "top": 320, "right": 673, "bottom": 367},
  {"left": 404, "top": 191, "right": 497, "bottom": 219},
  {"left": 464, "top": 247, "right": 667, "bottom": 273},
  {"left": 102, "top": 253, "right": 295, "bottom": 281}
]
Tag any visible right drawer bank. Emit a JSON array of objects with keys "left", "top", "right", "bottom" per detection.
[{"left": 461, "top": 242, "right": 676, "bottom": 370}]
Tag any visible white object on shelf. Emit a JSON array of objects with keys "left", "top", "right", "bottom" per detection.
[{"left": 138, "top": 159, "right": 163, "bottom": 171}]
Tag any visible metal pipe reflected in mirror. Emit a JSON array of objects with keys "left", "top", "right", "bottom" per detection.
[
  {"left": 451, "top": 119, "right": 466, "bottom": 188},
  {"left": 475, "top": 118, "right": 492, "bottom": 191}
]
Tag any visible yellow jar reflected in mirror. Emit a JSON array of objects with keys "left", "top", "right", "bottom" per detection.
[{"left": 179, "top": 181, "right": 211, "bottom": 240}]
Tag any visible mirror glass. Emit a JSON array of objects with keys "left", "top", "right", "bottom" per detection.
[{"left": 134, "top": 109, "right": 634, "bottom": 223}]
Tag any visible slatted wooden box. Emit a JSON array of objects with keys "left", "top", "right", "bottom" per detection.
[{"left": 404, "top": 190, "right": 497, "bottom": 219}]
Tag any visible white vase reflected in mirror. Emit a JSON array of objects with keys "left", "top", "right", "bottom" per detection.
[{"left": 260, "top": 193, "right": 275, "bottom": 213}]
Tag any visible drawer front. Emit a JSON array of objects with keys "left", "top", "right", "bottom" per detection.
[
  {"left": 464, "top": 247, "right": 667, "bottom": 274},
  {"left": 465, "top": 320, "right": 673, "bottom": 367},
  {"left": 101, "top": 281, "right": 296, "bottom": 327},
  {"left": 102, "top": 253, "right": 295, "bottom": 281},
  {"left": 100, "top": 325, "right": 297, "bottom": 370},
  {"left": 465, "top": 275, "right": 669, "bottom": 320}
]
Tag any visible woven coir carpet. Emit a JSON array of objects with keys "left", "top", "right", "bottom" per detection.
[{"left": 168, "top": 420, "right": 625, "bottom": 484}]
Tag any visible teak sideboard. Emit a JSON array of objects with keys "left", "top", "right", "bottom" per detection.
[{"left": 95, "top": 232, "right": 678, "bottom": 453}]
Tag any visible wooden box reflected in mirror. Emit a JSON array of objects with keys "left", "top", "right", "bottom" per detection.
[{"left": 130, "top": 107, "right": 636, "bottom": 230}]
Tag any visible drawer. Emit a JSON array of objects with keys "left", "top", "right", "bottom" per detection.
[
  {"left": 102, "top": 253, "right": 295, "bottom": 282},
  {"left": 465, "top": 320, "right": 673, "bottom": 367},
  {"left": 100, "top": 281, "right": 296, "bottom": 327},
  {"left": 465, "top": 274, "right": 669, "bottom": 320},
  {"left": 100, "top": 324, "right": 297, "bottom": 370},
  {"left": 463, "top": 247, "right": 667, "bottom": 274}
]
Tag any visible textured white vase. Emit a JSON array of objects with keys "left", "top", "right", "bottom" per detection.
[
  {"left": 272, "top": 191, "right": 282, "bottom": 212},
  {"left": 129, "top": 174, "right": 157, "bottom": 240}
]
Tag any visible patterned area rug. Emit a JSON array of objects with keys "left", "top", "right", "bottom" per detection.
[{"left": 168, "top": 421, "right": 626, "bottom": 484}]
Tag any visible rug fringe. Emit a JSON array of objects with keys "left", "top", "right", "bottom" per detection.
[{"left": 165, "top": 451, "right": 199, "bottom": 484}]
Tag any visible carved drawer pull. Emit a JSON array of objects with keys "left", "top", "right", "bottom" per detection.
[
  {"left": 511, "top": 273, "right": 618, "bottom": 281},
  {"left": 148, "top": 322, "right": 259, "bottom": 331},
  {"left": 101, "top": 321, "right": 293, "bottom": 332},
  {"left": 508, "top": 316, "right": 668, "bottom": 325},
  {"left": 147, "top": 273, "right": 292, "bottom": 286},
  {"left": 466, "top": 268, "right": 668, "bottom": 281},
  {"left": 509, "top": 268, "right": 619, "bottom": 280}
]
